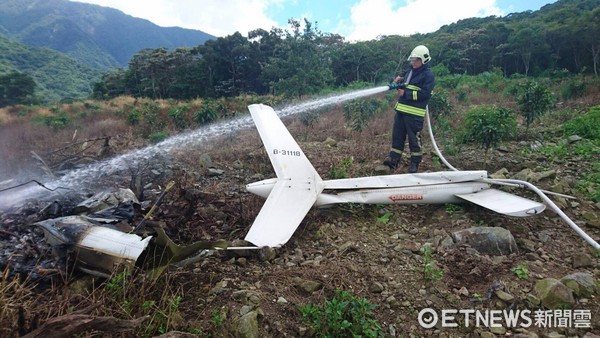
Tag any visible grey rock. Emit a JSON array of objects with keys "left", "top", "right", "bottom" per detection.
[
  {"left": 517, "top": 238, "right": 536, "bottom": 252},
  {"left": 449, "top": 227, "right": 518, "bottom": 256},
  {"left": 560, "top": 272, "right": 597, "bottom": 297},
  {"left": 240, "top": 305, "right": 254, "bottom": 315},
  {"left": 208, "top": 168, "right": 224, "bottom": 176},
  {"left": 259, "top": 247, "right": 277, "bottom": 262},
  {"left": 293, "top": 277, "right": 323, "bottom": 294},
  {"left": 490, "top": 325, "right": 506, "bottom": 335},
  {"left": 535, "top": 278, "right": 575, "bottom": 309},
  {"left": 572, "top": 252, "right": 594, "bottom": 268},
  {"left": 568, "top": 135, "right": 582, "bottom": 143},
  {"left": 199, "top": 153, "right": 213, "bottom": 169},
  {"left": 491, "top": 168, "right": 509, "bottom": 179},
  {"left": 233, "top": 311, "right": 259, "bottom": 338},
  {"left": 495, "top": 290, "right": 515, "bottom": 302},
  {"left": 530, "top": 141, "right": 543, "bottom": 150},
  {"left": 369, "top": 282, "right": 384, "bottom": 293},
  {"left": 537, "top": 231, "right": 552, "bottom": 243},
  {"left": 512, "top": 168, "right": 556, "bottom": 183},
  {"left": 374, "top": 165, "right": 391, "bottom": 175},
  {"left": 323, "top": 137, "right": 337, "bottom": 147}
]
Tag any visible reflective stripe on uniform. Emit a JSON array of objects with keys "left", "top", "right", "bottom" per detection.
[
  {"left": 411, "top": 131, "right": 423, "bottom": 156},
  {"left": 391, "top": 148, "right": 403, "bottom": 155},
  {"left": 406, "top": 85, "right": 420, "bottom": 101},
  {"left": 394, "top": 103, "right": 426, "bottom": 117}
]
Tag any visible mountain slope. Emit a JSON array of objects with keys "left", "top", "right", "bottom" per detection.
[
  {"left": 0, "top": 35, "right": 102, "bottom": 102},
  {"left": 0, "top": 0, "right": 215, "bottom": 70}
]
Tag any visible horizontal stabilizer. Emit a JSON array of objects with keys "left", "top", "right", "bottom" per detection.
[
  {"left": 456, "top": 188, "right": 546, "bottom": 217},
  {"left": 244, "top": 178, "right": 318, "bottom": 247}
]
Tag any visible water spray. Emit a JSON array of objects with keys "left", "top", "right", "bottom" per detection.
[{"left": 0, "top": 86, "right": 390, "bottom": 209}]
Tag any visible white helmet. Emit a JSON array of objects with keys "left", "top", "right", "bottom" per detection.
[{"left": 408, "top": 45, "right": 431, "bottom": 64}]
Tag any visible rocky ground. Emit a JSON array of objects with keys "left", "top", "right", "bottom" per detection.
[{"left": 0, "top": 103, "right": 599, "bottom": 337}]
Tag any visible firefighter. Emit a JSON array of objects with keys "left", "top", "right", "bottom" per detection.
[{"left": 383, "top": 45, "right": 435, "bottom": 173}]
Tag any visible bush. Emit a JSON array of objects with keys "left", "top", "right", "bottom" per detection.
[
  {"left": 562, "top": 106, "right": 600, "bottom": 140},
  {"left": 427, "top": 90, "right": 453, "bottom": 120},
  {"left": 514, "top": 81, "right": 555, "bottom": 135},
  {"left": 300, "top": 289, "right": 384, "bottom": 338},
  {"left": 128, "top": 109, "right": 141, "bottom": 125},
  {"left": 436, "top": 74, "right": 462, "bottom": 89},
  {"left": 168, "top": 105, "right": 189, "bottom": 130},
  {"left": 193, "top": 100, "right": 222, "bottom": 125},
  {"left": 560, "top": 78, "right": 586, "bottom": 101},
  {"left": 343, "top": 98, "right": 384, "bottom": 132},
  {"left": 459, "top": 106, "right": 517, "bottom": 165},
  {"left": 148, "top": 131, "right": 169, "bottom": 144},
  {"left": 34, "top": 107, "right": 73, "bottom": 129}
]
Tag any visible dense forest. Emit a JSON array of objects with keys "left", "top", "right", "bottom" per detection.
[
  {"left": 89, "top": 0, "right": 600, "bottom": 101},
  {"left": 0, "top": 35, "right": 102, "bottom": 104}
]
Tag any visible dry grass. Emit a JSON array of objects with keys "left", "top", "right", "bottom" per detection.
[{"left": 0, "top": 267, "right": 36, "bottom": 337}]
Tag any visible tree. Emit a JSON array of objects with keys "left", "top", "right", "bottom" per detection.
[
  {"left": 0, "top": 71, "right": 36, "bottom": 107},
  {"left": 260, "top": 19, "right": 334, "bottom": 97},
  {"left": 460, "top": 106, "right": 517, "bottom": 166},
  {"left": 515, "top": 81, "right": 555, "bottom": 136}
]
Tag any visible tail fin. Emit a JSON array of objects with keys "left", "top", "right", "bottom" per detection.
[
  {"left": 248, "top": 104, "right": 321, "bottom": 180},
  {"left": 244, "top": 104, "right": 324, "bottom": 247}
]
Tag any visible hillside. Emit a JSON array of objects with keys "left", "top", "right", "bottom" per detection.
[
  {"left": 0, "top": 35, "right": 102, "bottom": 102},
  {"left": 0, "top": 76, "right": 598, "bottom": 336},
  {"left": 0, "top": 0, "right": 215, "bottom": 70}
]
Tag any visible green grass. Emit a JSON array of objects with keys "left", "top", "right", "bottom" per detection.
[{"left": 300, "top": 289, "right": 384, "bottom": 338}]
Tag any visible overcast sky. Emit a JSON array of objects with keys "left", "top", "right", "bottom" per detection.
[{"left": 71, "top": 0, "right": 557, "bottom": 41}]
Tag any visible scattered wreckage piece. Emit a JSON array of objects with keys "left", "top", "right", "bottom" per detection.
[{"left": 36, "top": 188, "right": 226, "bottom": 278}]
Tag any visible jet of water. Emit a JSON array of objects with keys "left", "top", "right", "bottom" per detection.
[{"left": 0, "top": 86, "right": 390, "bottom": 209}]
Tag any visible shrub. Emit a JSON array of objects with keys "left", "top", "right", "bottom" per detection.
[
  {"left": 141, "top": 102, "right": 161, "bottom": 132},
  {"left": 435, "top": 74, "right": 462, "bottom": 89},
  {"left": 427, "top": 90, "right": 453, "bottom": 120},
  {"left": 300, "top": 289, "right": 383, "bottom": 338},
  {"left": 34, "top": 107, "right": 73, "bottom": 129},
  {"left": 343, "top": 98, "right": 383, "bottom": 132},
  {"left": 148, "top": 131, "right": 169, "bottom": 144},
  {"left": 562, "top": 106, "right": 600, "bottom": 140},
  {"left": 128, "top": 109, "right": 141, "bottom": 125},
  {"left": 514, "top": 81, "right": 555, "bottom": 136},
  {"left": 459, "top": 105, "right": 517, "bottom": 165},
  {"left": 193, "top": 100, "right": 222, "bottom": 125},
  {"left": 168, "top": 105, "right": 189, "bottom": 130},
  {"left": 560, "top": 78, "right": 586, "bottom": 101}
]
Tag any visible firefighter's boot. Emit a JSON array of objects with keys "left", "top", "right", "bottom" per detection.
[{"left": 408, "top": 161, "right": 419, "bottom": 173}]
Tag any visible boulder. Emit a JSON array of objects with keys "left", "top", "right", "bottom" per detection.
[
  {"left": 535, "top": 278, "right": 575, "bottom": 309},
  {"left": 447, "top": 227, "right": 518, "bottom": 256},
  {"left": 232, "top": 311, "right": 259, "bottom": 338},
  {"left": 560, "top": 272, "right": 597, "bottom": 298}
]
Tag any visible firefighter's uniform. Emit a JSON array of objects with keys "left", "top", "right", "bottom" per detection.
[{"left": 385, "top": 45, "right": 435, "bottom": 173}]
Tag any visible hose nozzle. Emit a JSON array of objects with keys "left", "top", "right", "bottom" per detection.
[{"left": 388, "top": 83, "right": 405, "bottom": 90}]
